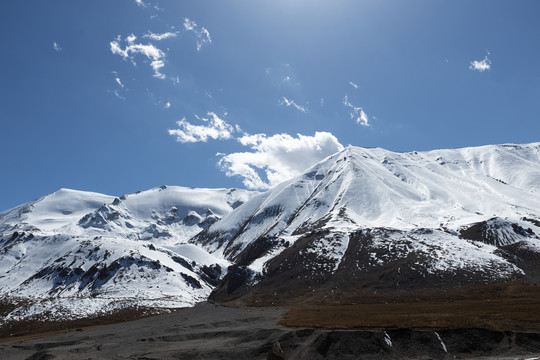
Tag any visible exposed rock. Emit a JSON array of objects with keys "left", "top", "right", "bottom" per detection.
[{"left": 267, "top": 341, "right": 285, "bottom": 360}]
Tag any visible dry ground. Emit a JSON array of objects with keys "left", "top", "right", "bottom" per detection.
[
  {"left": 280, "top": 283, "right": 540, "bottom": 331},
  {"left": 1, "top": 283, "right": 540, "bottom": 359}
]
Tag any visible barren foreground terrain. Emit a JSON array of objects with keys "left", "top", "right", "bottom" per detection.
[{"left": 2, "top": 290, "right": 540, "bottom": 360}]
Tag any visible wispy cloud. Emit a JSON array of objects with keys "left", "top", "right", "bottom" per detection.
[
  {"left": 349, "top": 81, "right": 359, "bottom": 89},
  {"left": 144, "top": 31, "right": 179, "bottom": 41},
  {"left": 115, "top": 77, "right": 124, "bottom": 89},
  {"left": 134, "top": 0, "right": 146, "bottom": 7},
  {"left": 469, "top": 52, "right": 491, "bottom": 72},
  {"left": 343, "top": 95, "right": 371, "bottom": 127},
  {"left": 109, "top": 71, "right": 126, "bottom": 100},
  {"left": 150, "top": 60, "right": 166, "bottom": 79},
  {"left": 183, "top": 18, "right": 211, "bottom": 51},
  {"left": 218, "top": 132, "right": 344, "bottom": 189},
  {"left": 111, "top": 90, "right": 125, "bottom": 100},
  {"left": 164, "top": 102, "right": 171, "bottom": 109},
  {"left": 279, "top": 97, "right": 307, "bottom": 113},
  {"left": 168, "top": 112, "right": 235, "bottom": 143},
  {"left": 110, "top": 35, "right": 167, "bottom": 79},
  {"left": 53, "top": 42, "right": 62, "bottom": 52}
]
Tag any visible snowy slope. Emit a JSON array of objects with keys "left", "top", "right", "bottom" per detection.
[
  {"left": 2, "top": 142, "right": 540, "bottom": 320},
  {"left": 197, "top": 143, "right": 540, "bottom": 258},
  {"left": 75, "top": 185, "right": 253, "bottom": 245},
  {"left": 0, "top": 186, "right": 255, "bottom": 322},
  {"left": 0, "top": 188, "right": 114, "bottom": 234},
  {"left": 193, "top": 143, "right": 540, "bottom": 302}
]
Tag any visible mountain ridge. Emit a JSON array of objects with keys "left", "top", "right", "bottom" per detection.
[
  {"left": 191, "top": 142, "right": 540, "bottom": 304},
  {"left": 1, "top": 142, "right": 540, "bottom": 322},
  {"left": 0, "top": 185, "right": 256, "bottom": 323}
]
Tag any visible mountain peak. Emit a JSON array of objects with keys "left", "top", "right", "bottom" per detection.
[
  {"left": 197, "top": 142, "right": 540, "bottom": 305},
  {"left": 1, "top": 142, "right": 540, "bottom": 323},
  {"left": 194, "top": 142, "right": 540, "bottom": 274}
]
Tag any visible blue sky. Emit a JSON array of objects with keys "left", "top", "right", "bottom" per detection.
[{"left": 1, "top": 0, "right": 540, "bottom": 211}]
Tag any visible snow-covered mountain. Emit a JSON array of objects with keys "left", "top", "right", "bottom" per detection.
[
  {"left": 2, "top": 142, "right": 540, "bottom": 321},
  {"left": 191, "top": 143, "right": 540, "bottom": 303},
  {"left": 0, "top": 186, "right": 255, "bottom": 322}
]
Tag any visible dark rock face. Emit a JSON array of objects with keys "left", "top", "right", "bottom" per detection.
[
  {"left": 515, "top": 332, "right": 540, "bottom": 352},
  {"left": 459, "top": 217, "right": 537, "bottom": 246},
  {"left": 211, "top": 225, "right": 534, "bottom": 305},
  {"left": 287, "top": 329, "right": 540, "bottom": 360},
  {"left": 313, "top": 331, "right": 391, "bottom": 359},
  {"left": 436, "top": 328, "right": 505, "bottom": 354},
  {"left": 209, "top": 265, "right": 255, "bottom": 301},
  {"left": 200, "top": 264, "right": 222, "bottom": 286},
  {"left": 234, "top": 236, "right": 282, "bottom": 267},
  {"left": 495, "top": 242, "right": 540, "bottom": 283}
]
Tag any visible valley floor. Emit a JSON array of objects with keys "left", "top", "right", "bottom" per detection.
[
  {"left": 2, "top": 288, "right": 540, "bottom": 360},
  {"left": 280, "top": 283, "right": 540, "bottom": 332}
]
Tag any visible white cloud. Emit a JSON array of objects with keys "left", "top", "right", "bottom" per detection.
[
  {"left": 167, "top": 111, "right": 343, "bottom": 189},
  {"left": 218, "top": 132, "right": 344, "bottom": 189},
  {"left": 168, "top": 112, "right": 235, "bottom": 143},
  {"left": 279, "top": 97, "right": 307, "bottom": 113},
  {"left": 110, "top": 35, "right": 167, "bottom": 79},
  {"left": 164, "top": 102, "right": 171, "bottom": 109},
  {"left": 111, "top": 90, "right": 125, "bottom": 100},
  {"left": 109, "top": 72, "right": 126, "bottom": 100},
  {"left": 150, "top": 60, "right": 166, "bottom": 79},
  {"left": 126, "top": 34, "right": 137, "bottom": 43},
  {"left": 343, "top": 95, "right": 371, "bottom": 127},
  {"left": 110, "top": 39, "right": 163, "bottom": 61},
  {"left": 183, "top": 18, "right": 211, "bottom": 51},
  {"left": 469, "top": 52, "right": 491, "bottom": 72},
  {"left": 134, "top": 0, "right": 146, "bottom": 7},
  {"left": 115, "top": 77, "right": 124, "bottom": 89},
  {"left": 358, "top": 109, "right": 369, "bottom": 126},
  {"left": 53, "top": 42, "right": 62, "bottom": 52},
  {"left": 349, "top": 81, "right": 359, "bottom": 89},
  {"left": 144, "top": 31, "right": 178, "bottom": 41}
]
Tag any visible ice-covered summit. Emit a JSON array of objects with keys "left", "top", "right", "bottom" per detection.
[
  {"left": 196, "top": 143, "right": 540, "bottom": 258},
  {"left": 193, "top": 143, "right": 540, "bottom": 303}
]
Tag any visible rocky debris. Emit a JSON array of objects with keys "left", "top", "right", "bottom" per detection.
[
  {"left": 2, "top": 304, "right": 540, "bottom": 359},
  {"left": 267, "top": 341, "right": 285, "bottom": 360}
]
